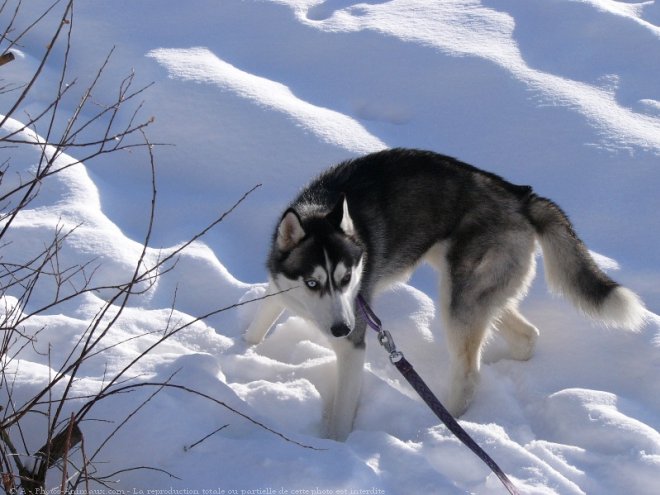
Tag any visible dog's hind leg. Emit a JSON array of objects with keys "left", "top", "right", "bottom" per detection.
[
  {"left": 244, "top": 282, "right": 284, "bottom": 345},
  {"left": 438, "top": 228, "right": 537, "bottom": 416},
  {"left": 443, "top": 314, "right": 491, "bottom": 417},
  {"left": 426, "top": 243, "right": 484, "bottom": 416},
  {"left": 428, "top": 242, "right": 492, "bottom": 417}
]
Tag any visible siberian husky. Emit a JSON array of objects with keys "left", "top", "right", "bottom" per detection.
[{"left": 245, "top": 148, "right": 646, "bottom": 440}]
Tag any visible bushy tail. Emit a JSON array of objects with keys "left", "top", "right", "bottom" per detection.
[{"left": 527, "top": 196, "right": 647, "bottom": 330}]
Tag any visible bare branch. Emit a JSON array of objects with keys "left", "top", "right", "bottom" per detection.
[
  {"left": 0, "top": 0, "right": 74, "bottom": 129},
  {"left": 86, "top": 382, "right": 324, "bottom": 452},
  {"left": 184, "top": 424, "right": 229, "bottom": 452},
  {"left": 0, "top": 3, "right": 301, "bottom": 494}
]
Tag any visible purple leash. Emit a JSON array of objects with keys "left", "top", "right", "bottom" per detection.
[{"left": 356, "top": 294, "right": 521, "bottom": 495}]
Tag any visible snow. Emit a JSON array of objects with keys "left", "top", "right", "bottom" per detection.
[
  {"left": 146, "top": 47, "right": 386, "bottom": 154},
  {"left": 2, "top": 1, "right": 659, "bottom": 494}
]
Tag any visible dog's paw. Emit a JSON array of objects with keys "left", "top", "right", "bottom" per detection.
[
  {"left": 445, "top": 369, "right": 479, "bottom": 417},
  {"left": 237, "top": 285, "right": 268, "bottom": 329},
  {"left": 497, "top": 308, "right": 540, "bottom": 361},
  {"left": 243, "top": 325, "right": 265, "bottom": 345},
  {"left": 444, "top": 394, "right": 469, "bottom": 419},
  {"left": 508, "top": 330, "right": 538, "bottom": 361},
  {"left": 323, "top": 419, "right": 351, "bottom": 442}
]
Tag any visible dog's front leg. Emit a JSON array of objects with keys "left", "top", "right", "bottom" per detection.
[
  {"left": 244, "top": 283, "right": 284, "bottom": 345},
  {"left": 326, "top": 338, "right": 365, "bottom": 441}
]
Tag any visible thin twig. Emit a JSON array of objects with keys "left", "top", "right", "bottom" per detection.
[
  {"left": 97, "top": 465, "right": 182, "bottom": 482},
  {"left": 88, "top": 382, "right": 324, "bottom": 451},
  {"left": 184, "top": 424, "right": 229, "bottom": 452},
  {"left": 59, "top": 413, "right": 78, "bottom": 495}
]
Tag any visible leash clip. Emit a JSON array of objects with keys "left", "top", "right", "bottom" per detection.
[
  {"left": 357, "top": 294, "right": 403, "bottom": 363},
  {"left": 377, "top": 329, "right": 403, "bottom": 364}
]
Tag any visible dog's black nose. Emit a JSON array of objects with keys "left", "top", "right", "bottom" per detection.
[{"left": 331, "top": 323, "right": 351, "bottom": 338}]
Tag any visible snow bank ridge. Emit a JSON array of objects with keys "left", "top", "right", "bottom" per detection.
[{"left": 146, "top": 47, "right": 386, "bottom": 154}]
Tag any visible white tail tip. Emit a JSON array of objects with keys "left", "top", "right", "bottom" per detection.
[{"left": 599, "top": 287, "right": 648, "bottom": 331}]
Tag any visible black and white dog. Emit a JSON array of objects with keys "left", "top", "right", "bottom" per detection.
[{"left": 245, "top": 148, "right": 646, "bottom": 440}]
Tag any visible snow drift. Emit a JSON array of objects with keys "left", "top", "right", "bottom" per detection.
[{"left": 2, "top": 1, "right": 659, "bottom": 494}]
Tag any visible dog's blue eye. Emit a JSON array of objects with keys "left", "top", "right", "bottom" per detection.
[
  {"left": 305, "top": 279, "right": 319, "bottom": 289},
  {"left": 341, "top": 272, "right": 352, "bottom": 286}
]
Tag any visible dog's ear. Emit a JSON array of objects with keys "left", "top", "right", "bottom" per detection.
[
  {"left": 277, "top": 209, "right": 305, "bottom": 251},
  {"left": 328, "top": 194, "right": 355, "bottom": 237}
]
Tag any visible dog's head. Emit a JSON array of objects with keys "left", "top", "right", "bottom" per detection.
[{"left": 269, "top": 196, "right": 365, "bottom": 338}]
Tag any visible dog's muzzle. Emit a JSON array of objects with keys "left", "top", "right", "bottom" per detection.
[{"left": 331, "top": 323, "right": 352, "bottom": 338}]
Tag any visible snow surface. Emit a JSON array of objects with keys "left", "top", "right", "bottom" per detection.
[{"left": 2, "top": 1, "right": 660, "bottom": 494}]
